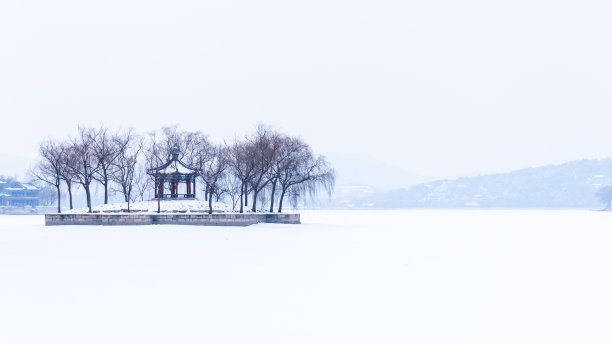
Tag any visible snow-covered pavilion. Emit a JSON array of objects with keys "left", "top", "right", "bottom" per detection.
[{"left": 147, "top": 148, "right": 200, "bottom": 200}]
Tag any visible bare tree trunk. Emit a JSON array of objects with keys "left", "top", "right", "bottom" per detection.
[
  {"left": 103, "top": 176, "right": 109, "bottom": 204},
  {"left": 56, "top": 184, "right": 61, "bottom": 213},
  {"left": 208, "top": 190, "right": 214, "bottom": 214},
  {"left": 205, "top": 184, "right": 209, "bottom": 201},
  {"left": 85, "top": 185, "right": 92, "bottom": 213},
  {"left": 251, "top": 190, "right": 258, "bottom": 212},
  {"left": 278, "top": 189, "right": 286, "bottom": 213},
  {"left": 67, "top": 183, "right": 73, "bottom": 210},
  {"left": 233, "top": 196, "right": 238, "bottom": 211},
  {"left": 239, "top": 181, "right": 244, "bottom": 213},
  {"left": 244, "top": 187, "right": 248, "bottom": 207},
  {"left": 269, "top": 178, "right": 277, "bottom": 213}
]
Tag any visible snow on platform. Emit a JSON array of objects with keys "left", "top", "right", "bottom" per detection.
[{"left": 67, "top": 199, "right": 231, "bottom": 213}]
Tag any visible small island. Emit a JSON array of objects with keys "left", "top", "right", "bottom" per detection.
[{"left": 37, "top": 125, "right": 334, "bottom": 226}]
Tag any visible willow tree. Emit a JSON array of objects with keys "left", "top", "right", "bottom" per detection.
[
  {"left": 276, "top": 138, "right": 335, "bottom": 213},
  {"left": 248, "top": 125, "right": 278, "bottom": 212}
]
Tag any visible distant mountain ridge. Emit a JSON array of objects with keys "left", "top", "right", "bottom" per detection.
[
  {"left": 325, "top": 159, "right": 612, "bottom": 209},
  {"left": 325, "top": 152, "right": 431, "bottom": 190}
]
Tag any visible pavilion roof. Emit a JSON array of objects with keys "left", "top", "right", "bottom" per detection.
[{"left": 147, "top": 149, "right": 200, "bottom": 176}]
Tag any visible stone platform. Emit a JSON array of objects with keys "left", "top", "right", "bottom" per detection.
[{"left": 45, "top": 213, "right": 300, "bottom": 227}]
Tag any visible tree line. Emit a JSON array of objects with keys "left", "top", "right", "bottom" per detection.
[{"left": 32, "top": 125, "right": 335, "bottom": 214}]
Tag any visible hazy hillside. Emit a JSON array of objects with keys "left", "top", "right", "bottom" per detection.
[
  {"left": 325, "top": 153, "right": 430, "bottom": 190},
  {"left": 326, "top": 159, "right": 612, "bottom": 209}
]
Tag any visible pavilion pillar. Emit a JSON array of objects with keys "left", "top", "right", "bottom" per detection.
[
  {"left": 159, "top": 179, "right": 164, "bottom": 198},
  {"left": 187, "top": 180, "right": 191, "bottom": 197},
  {"left": 193, "top": 178, "right": 196, "bottom": 198}
]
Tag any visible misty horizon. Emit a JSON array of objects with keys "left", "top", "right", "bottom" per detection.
[
  {"left": 1, "top": 0, "right": 611, "bottom": 183},
  {"left": 5, "top": 138, "right": 612, "bottom": 190}
]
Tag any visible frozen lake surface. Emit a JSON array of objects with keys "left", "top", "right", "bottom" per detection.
[{"left": 1, "top": 210, "right": 611, "bottom": 344}]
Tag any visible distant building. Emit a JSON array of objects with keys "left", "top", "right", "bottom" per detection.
[{"left": 0, "top": 180, "right": 41, "bottom": 207}]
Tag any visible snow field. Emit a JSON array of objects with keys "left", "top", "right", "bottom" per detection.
[{"left": 0, "top": 210, "right": 611, "bottom": 344}]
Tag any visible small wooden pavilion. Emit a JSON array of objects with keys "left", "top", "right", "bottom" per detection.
[{"left": 148, "top": 148, "right": 201, "bottom": 199}]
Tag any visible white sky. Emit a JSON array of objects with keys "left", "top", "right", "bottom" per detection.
[{"left": 1, "top": 0, "right": 611, "bottom": 181}]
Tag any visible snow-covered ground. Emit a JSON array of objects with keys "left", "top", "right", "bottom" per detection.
[
  {"left": 1, "top": 210, "right": 611, "bottom": 344},
  {"left": 66, "top": 199, "right": 231, "bottom": 213}
]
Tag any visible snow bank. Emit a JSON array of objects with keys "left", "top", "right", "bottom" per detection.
[{"left": 66, "top": 199, "right": 231, "bottom": 213}]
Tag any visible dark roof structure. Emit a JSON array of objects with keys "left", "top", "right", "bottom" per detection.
[
  {"left": 147, "top": 147, "right": 200, "bottom": 177},
  {"left": 147, "top": 148, "right": 200, "bottom": 199}
]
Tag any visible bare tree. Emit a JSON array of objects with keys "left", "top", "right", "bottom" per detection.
[
  {"left": 286, "top": 155, "right": 335, "bottom": 211},
  {"left": 58, "top": 142, "right": 77, "bottom": 210},
  {"left": 31, "top": 141, "right": 63, "bottom": 213},
  {"left": 276, "top": 138, "right": 335, "bottom": 212},
  {"left": 191, "top": 132, "right": 214, "bottom": 202},
  {"left": 247, "top": 125, "right": 277, "bottom": 212},
  {"left": 69, "top": 127, "right": 100, "bottom": 213},
  {"left": 37, "top": 185, "right": 58, "bottom": 206},
  {"left": 38, "top": 123, "right": 334, "bottom": 214},
  {"left": 110, "top": 130, "right": 142, "bottom": 212},
  {"left": 227, "top": 140, "right": 256, "bottom": 213},
  {"left": 200, "top": 145, "right": 228, "bottom": 214},
  {"left": 221, "top": 174, "right": 241, "bottom": 211},
  {"left": 257, "top": 191, "right": 270, "bottom": 212},
  {"left": 157, "top": 125, "right": 207, "bottom": 166},
  {"left": 133, "top": 164, "right": 152, "bottom": 202},
  {"left": 144, "top": 131, "right": 167, "bottom": 213},
  {"left": 267, "top": 134, "right": 292, "bottom": 212},
  {"left": 92, "top": 125, "right": 124, "bottom": 204}
]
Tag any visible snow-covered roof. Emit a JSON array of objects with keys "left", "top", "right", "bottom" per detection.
[
  {"left": 148, "top": 149, "right": 200, "bottom": 176},
  {"left": 20, "top": 183, "right": 39, "bottom": 190},
  {"left": 160, "top": 160, "right": 198, "bottom": 174},
  {"left": 0, "top": 180, "right": 7, "bottom": 184},
  {"left": 5, "top": 187, "right": 24, "bottom": 191}
]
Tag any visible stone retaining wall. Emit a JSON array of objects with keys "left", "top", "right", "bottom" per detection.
[{"left": 45, "top": 213, "right": 300, "bottom": 226}]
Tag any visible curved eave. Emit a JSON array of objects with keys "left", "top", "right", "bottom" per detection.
[{"left": 147, "top": 158, "right": 201, "bottom": 176}]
